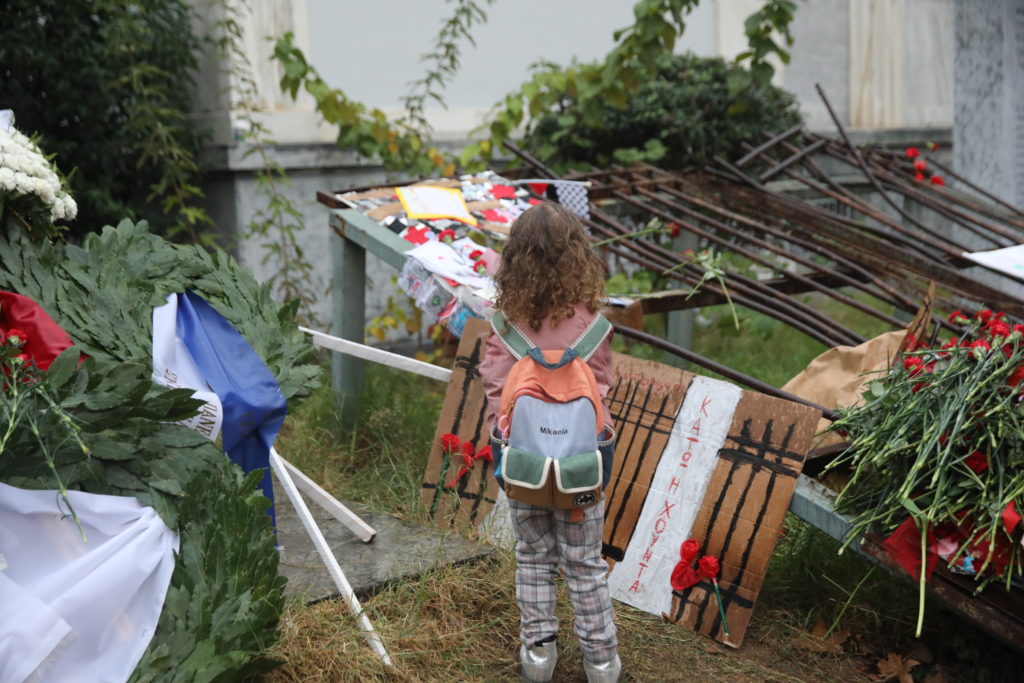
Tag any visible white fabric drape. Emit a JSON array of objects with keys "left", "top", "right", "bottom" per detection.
[
  {"left": 0, "top": 482, "right": 178, "bottom": 683},
  {"left": 152, "top": 292, "right": 224, "bottom": 442}
]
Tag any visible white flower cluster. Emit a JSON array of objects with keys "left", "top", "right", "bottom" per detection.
[{"left": 0, "top": 126, "right": 77, "bottom": 222}]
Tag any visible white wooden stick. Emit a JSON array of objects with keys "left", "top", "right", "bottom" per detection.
[
  {"left": 279, "top": 455, "right": 376, "bottom": 543},
  {"left": 299, "top": 326, "right": 452, "bottom": 382},
  {"left": 269, "top": 448, "right": 392, "bottom": 667}
]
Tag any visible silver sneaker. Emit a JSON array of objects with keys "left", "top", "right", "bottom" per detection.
[
  {"left": 519, "top": 638, "right": 557, "bottom": 683},
  {"left": 583, "top": 653, "right": 621, "bottom": 683}
]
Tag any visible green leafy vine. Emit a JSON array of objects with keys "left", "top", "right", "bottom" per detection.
[{"left": 212, "top": 0, "right": 320, "bottom": 324}]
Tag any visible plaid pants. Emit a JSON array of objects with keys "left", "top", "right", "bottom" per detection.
[{"left": 508, "top": 497, "right": 618, "bottom": 663}]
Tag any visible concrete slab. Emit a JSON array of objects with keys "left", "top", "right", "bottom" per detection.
[{"left": 273, "top": 476, "right": 494, "bottom": 602}]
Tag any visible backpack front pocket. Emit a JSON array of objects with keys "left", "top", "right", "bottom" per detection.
[
  {"left": 552, "top": 450, "right": 602, "bottom": 493},
  {"left": 502, "top": 447, "right": 552, "bottom": 490}
]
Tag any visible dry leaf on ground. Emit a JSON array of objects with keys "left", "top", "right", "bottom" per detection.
[{"left": 875, "top": 652, "right": 920, "bottom": 683}]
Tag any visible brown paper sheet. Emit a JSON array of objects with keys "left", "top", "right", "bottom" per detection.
[{"left": 780, "top": 284, "right": 935, "bottom": 448}]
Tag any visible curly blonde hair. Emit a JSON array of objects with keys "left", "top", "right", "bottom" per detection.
[{"left": 494, "top": 202, "right": 605, "bottom": 331}]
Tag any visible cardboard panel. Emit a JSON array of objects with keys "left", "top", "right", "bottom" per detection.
[
  {"left": 418, "top": 318, "right": 499, "bottom": 527},
  {"left": 601, "top": 355, "right": 691, "bottom": 562},
  {"left": 666, "top": 392, "right": 819, "bottom": 646}
]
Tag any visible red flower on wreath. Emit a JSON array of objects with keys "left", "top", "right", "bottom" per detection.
[{"left": 4, "top": 328, "right": 26, "bottom": 347}]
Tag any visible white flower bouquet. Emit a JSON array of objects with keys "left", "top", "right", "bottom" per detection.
[{"left": 0, "top": 117, "right": 77, "bottom": 233}]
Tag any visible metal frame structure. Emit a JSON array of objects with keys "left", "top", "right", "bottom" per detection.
[{"left": 315, "top": 122, "right": 1024, "bottom": 648}]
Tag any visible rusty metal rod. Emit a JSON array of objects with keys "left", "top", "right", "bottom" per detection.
[
  {"left": 611, "top": 323, "right": 836, "bottom": 420},
  {"left": 634, "top": 185, "right": 906, "bottom": 329},
  {"left": 820, "top": 140, "right": 1012, "bottom": 249},
  {"left": 735, "top": 123, "right": 804, "bottom": 168},
  {"left": 603, "top": 191, "right": 864, "bottom": 346},
  {"left": 816, "top": 83, "right": 958, "bottom": 248},
  {"left": 743, "top": 139, "right": 967, "bottom": 258},
  {"left": 659, "top": 174, "right": 921, "bottom": 313},
  {"left": 759, "top": 138, "right": 827, "bottom": 182}
]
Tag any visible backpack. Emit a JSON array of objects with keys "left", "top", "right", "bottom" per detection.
[{"left": 490, "top": 311, "right": 615, "bottom": 509}]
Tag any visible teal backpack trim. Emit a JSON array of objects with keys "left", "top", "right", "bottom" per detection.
[{"left": 491, "top": 311, "right": 612, "bottom": 361}]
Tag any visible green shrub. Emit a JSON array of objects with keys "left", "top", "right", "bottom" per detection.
[
  {"left": 521, "top": 52, "right": 802, "bottom": 171},
  {"left": 0, "top": 0, "right": 204, "bottom": 238}
]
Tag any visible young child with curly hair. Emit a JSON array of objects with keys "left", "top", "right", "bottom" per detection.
[{"left": 480, "top": 201, "right": 621, "bottom": 683}]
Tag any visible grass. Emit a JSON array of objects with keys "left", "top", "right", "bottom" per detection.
[
  {"left": 266, "top": 294, "right": 1023, "bottom": 681},
  {"left": 262, "top": 547, "right": 872, "bottom": 682}
]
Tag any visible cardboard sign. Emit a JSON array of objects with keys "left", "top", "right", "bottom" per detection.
[
  {"left": 419, "top": 318, "right": 499, "bottom": 528},
  {"left": 419, "top": 322, "right": 820, "bottom": 646}
]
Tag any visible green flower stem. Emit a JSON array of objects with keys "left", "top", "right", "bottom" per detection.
[{"left": 591, "top": 225, "right": 665, "bottom": 248}]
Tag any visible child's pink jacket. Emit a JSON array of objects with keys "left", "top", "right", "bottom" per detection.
[{"left": 481, "top": 303, "right": 614, "bottom": 429}]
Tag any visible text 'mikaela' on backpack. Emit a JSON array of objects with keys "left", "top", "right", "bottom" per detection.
[{"left": 490, "top": 311, "right": 615, "bottom": 509}]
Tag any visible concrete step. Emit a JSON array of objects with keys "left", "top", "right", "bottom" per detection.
[{"left": 273, "top": 477, "right": 494, "bottom": 602}]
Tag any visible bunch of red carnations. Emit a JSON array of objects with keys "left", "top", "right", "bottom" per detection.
[{"left": 827, "top": 308, "right": 1024, "bottom": 634}]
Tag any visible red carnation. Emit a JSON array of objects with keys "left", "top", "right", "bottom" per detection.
[
  {"left": 4, "top": 328, "right": 27, "bottom": 347},
  {"left": 474, "top": 261, "right": 488, "bottom": 274},
  {"left": 681, "top": 539, "right": 701, "bottom": 562},
  {"left": 913, "top": 159, "right": 927, "bottom": 172},
  {"left": 903, "top": 356, "right": 924, "bottom": 376},
  {"left": 970, "top": 339, "right": 991, "bottom": 353},
  {"left": 698, "top": 556, "right": 719, "bottom": 580},
  {"left": 1008, "top": 365, "right": 1024, "bottom": 387},
  {"left": 930, "top": 175, "right": 945, "bottom": 186},
  {"left": 666, "top": 222, "right": 681, "bottom": 239},
  {"left": 439, "top": 229, "right": 456, "bottom": 244},
  {"left": 965, "top": 450, "right": 989, "bottom": 474},
  {"left": 13, "top": 353, "right": 29, "bottom": 364},
  {"left": 978, "top": 309, "right": 994, "bottom": 322},
  {"left": 670, "top": 562, "right": 699, "bottom": 592},
  {"left": 468, "top": 249, "right": 484, "bottom": 261},
  {"left": 461, "top": 440, "right": 476, "bottom": 459},
  {"left": 948, "top": 310, "right": 968, "bottom": 324},
  {"left": 476, "top": 444, "right": 493, "bottom": 464},
  {"left": 440, "top": 433, "right": 461, "bottom": 454},
  {"left": 914, "top": 172, "right": 925, "bottom": 182},
  {"left": 986, "top": 320, "right": 1011, "bottom": 339},
  {"left": 906, "top": 147, "right": 921, "bottom": 159}
]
